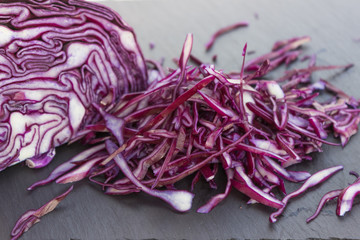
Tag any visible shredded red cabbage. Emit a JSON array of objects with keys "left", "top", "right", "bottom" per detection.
[{"left": 29, "top": 32, "right": 358, "bottom": 221}]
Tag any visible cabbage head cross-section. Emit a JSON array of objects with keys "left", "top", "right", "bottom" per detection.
[{"left": 0, "top": 0, "right": 147, "bottom": 170}]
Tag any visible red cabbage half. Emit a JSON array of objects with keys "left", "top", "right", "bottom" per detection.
[{"left": 0, "top": 0, "right": 147, "bottom": 170}]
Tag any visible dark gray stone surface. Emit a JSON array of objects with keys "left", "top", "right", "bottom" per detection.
[{"left": 1, "top": 0, "right": 360, "bottom": 239}]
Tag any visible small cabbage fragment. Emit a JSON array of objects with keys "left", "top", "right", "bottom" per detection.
[
  {"left": 270, "top": 166, "right": 343, "bottom": 223},
  {"left": 11, "top": 186, "right": 73, "bottom": 240}
]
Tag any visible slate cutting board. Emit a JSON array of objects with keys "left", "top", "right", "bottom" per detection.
[{"left": 1, "top": 0, "right": 360, "bottom": 239}]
